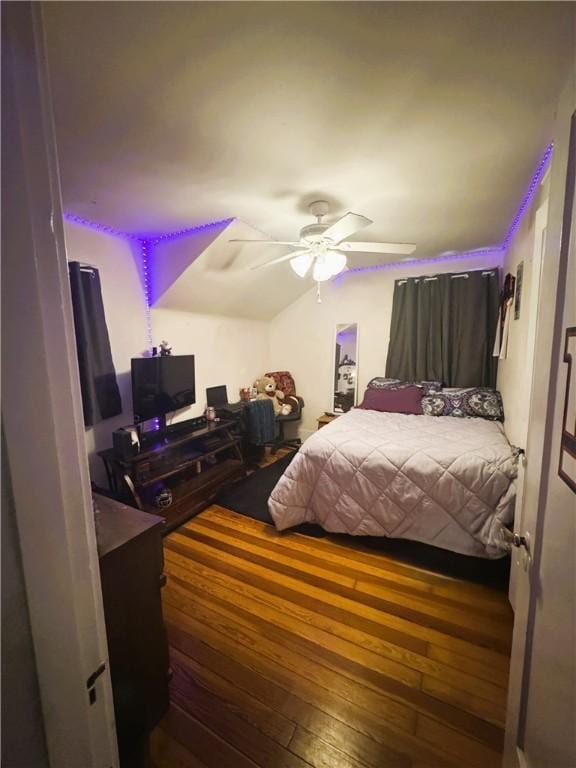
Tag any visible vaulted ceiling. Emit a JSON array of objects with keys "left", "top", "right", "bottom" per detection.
[{"left": 45, "top": 2, "right": 573, "bottom": 295}]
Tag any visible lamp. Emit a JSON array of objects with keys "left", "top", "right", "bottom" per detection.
[
  {"left": 291, "top": 250, "right": 348, "bottom": 282},
  {"left": 290, "top": 252, "right": 313, "bottom": 277},
  {"left": 326, "top": 251, "right": 347, "bottom": 276}
]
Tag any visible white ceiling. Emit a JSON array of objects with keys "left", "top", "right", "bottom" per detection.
[
  {"left": 45, "top": 2, "right": 573, "bottom": 279},
  {"left": 152, "top": 218, "right": 334, "bottom": 320}
]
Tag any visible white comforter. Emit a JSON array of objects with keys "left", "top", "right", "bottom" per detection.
[{"left": 269, "top": 409, "right": 518, "bottom": 558}]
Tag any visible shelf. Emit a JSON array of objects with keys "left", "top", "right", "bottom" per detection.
[
  {"left": 137, "top": 437, "right": 241, "bottom": 486},
  {"left": 97, "top": 419, "right": 245, "bottom": 531},
  {"left": 146, "top": 459, "right": 245, "bottom": 533},
  {"left": 136, "top": 419, "right": 236, "bottom": 459}
]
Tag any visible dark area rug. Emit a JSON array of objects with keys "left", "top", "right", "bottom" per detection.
[
  {"left": 216, "top": 452, "right": 510, "bottom": 590},
  {"left": 215, "top": 452, "right": 325, "bottom": 537},
  {"left": 215, "top": 451, "right": 294, "bottom": 523}
]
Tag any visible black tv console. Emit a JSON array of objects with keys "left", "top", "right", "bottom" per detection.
[
  {"left": 98, "top": 419, "right": 245, "bottom": 533},
  {"left": 165, "top": 414, "right": 207, "bottom": 434},
  {"left": 137, "top": 415, "right": 208, "bottom": 449}
]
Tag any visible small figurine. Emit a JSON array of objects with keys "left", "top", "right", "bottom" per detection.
[
  {"left": 155, "top": 487, "right": 173, "bottom": 508},
  {"left": 159, "top": 340, "right": 172, "bottom": 356}
]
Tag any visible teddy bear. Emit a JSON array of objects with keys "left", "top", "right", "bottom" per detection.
[{"left": 254, "top": 376, "right": 292, "bottom": 416}]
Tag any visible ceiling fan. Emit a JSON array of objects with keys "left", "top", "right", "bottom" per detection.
[{"left": 230, "top": 200, "right": 416, "bottom": 282}]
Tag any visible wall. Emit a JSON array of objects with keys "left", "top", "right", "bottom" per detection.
[
  {"left": 269, "top": 252, "right": 504, "bottom": 437},
  {"left": 63, "top": 212, "right": 537, "bottom": 457},
  {"left": 64, "top": 214, "right": 535, "bottom": 456},
  {"left": 496, "top": 175, "right": 551, "bottom": 447},
  {"left": 64, "top": 222, "right": 270, "bottom": 481},
  {"left": 64, "top": 221, "right": 149, "bottom": 483},
  {"left": 151, "top": 308, "right": 269, "bottom": 420}
]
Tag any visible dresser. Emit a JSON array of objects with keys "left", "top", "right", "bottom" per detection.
[{"left": 96, "top": 494, "right": 169, "bottom": 767}]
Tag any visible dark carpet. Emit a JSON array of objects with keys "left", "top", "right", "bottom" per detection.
[
  {"left": 215, "top": 452, "right": 325, "bottom": 537},
  {"left": 216, "top": 452, "right": 510, "bottom": 589}
]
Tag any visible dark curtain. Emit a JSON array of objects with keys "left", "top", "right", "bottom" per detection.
[
  {"left": 69, "top": 262, "right": 122, "bottom": 427},
  {"left": 385, "top": 269, "right": 499, "bottom": 388}
]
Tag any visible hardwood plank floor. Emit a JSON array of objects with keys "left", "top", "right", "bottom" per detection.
[{"left": 152, "top": 504, "right": 513, "bottom": 768}]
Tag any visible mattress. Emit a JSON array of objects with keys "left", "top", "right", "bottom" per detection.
[{"left": 269, "top": 408, "right": 518, "bottom": 558}]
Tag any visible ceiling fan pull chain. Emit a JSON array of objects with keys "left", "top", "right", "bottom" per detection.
[{"left": 316, "top": 281, "right": 322, "bottom": 304}]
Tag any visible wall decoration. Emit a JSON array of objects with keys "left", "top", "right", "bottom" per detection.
[
  {"left": 493, "top": 272, "right": 515, "bottom": 359},
  {"left": 514, "top": 261, "right": 523, "bottom": 320}
]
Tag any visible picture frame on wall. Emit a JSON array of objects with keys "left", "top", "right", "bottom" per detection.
[{"left": 514, "top": 261, "right": 524, "bottom": 320}]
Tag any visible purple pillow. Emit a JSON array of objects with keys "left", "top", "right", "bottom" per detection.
[{"left": 359, "top": 385, "right": 424, "bottom": 414}]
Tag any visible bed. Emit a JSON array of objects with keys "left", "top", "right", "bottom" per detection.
[{"left": 268, "top": 407, "right": 518, "bottom": 558}]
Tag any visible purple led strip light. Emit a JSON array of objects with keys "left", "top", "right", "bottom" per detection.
[
  {"left": 341, "top": 246, "right": 504, "bottom": 278},
  {"left": 63, "top": 213, "right": 233, "bottom": 244},
  {"left": 65, "top": 214, "right": 236, "bottom": 431},
  {"left": 64, "top": 214, "right": 233, "bottom": 353},
  {"left": 65, "top": 141, "right": 554, "bottom": 290},
  {"left": 342, "top": 141, "right": 554, "bottom": 278},
  {"left": 139, "top": 239, "right": 154, "bottom": 348},
  {"left": 145, "top": 219, "right": 233, "bottom": 244},
  {"left": 63, "top": 213, "right": 141, "bottom": 240},
  {"left": 501, "top": 142, "right": 554, "bottom": 251}
]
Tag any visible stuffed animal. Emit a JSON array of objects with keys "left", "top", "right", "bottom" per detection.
[{"left": 254, "top": 376, "right": 292, "bottom": 416}]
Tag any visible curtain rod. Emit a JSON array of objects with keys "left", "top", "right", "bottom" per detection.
[
  {"left": 397, "top": 268, "right": 497, "bottom": 286},
  {"left": 69, "top": 259, "right": 97, "bottom": 270},
  {"left": 71, "top": 261, "right": 98, "bottom": 273}
]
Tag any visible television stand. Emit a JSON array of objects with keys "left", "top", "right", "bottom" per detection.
[{"left": 98, "top": 419, "right": 245, "bottom": 533}]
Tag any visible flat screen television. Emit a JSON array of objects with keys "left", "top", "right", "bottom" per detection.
[{"left": 131, "top": 355, "right": 196, "bottom": 423}]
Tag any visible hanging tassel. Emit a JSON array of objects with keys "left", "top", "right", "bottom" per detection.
[{"left": 316, "top": 282, "right": 322, "bottom": 304}]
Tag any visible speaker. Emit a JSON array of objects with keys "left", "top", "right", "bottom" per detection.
[{"left": 113, "top": 428, "right": 136, "bottom": 461}]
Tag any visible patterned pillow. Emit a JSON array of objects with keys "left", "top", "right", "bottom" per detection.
[
  {"left": 421, "top": 388, "right": 505, "bottom": 421},
  {"left": 367, "top": 377, "right": 443, "bottom": 396}
]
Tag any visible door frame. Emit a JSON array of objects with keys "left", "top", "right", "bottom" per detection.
[
  {"left": 2, "top": 4, "right": 119, "bottom": 766},
  {"left": 508, "top": 190, "right": 549, "bottom": 610},
  {"left": 503, "top": 86, "right": 575, "bottom": 768}
]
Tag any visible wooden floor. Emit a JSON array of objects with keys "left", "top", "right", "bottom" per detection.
[{"left": 151, "top": 505, "right": 513, "bottom": 768}]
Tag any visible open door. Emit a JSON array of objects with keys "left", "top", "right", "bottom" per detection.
[
  {"left": 504, "top": 91, "right": 575, "bottom": 766},
  {"left": 2, "top": 4, "right": 119, "bottom": 766},
  {"left": 507, "top": 189, "right": 549, "bottom": 612}
]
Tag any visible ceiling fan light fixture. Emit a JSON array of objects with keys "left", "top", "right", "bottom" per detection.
[
  {"left": 327, "top": 251, "right": 347, "bottom": 275},
  {"left": 290, "top": 252, "right": 313, "bottom": 277},
  {"left": 234, "top": 201, "right": 416, "bottom": 282},
  {"left": 312, "top": 259, "right": 331, "bottom": 283}
]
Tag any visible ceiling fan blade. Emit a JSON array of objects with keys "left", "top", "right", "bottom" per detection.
[
  {"left": 250, "top": 250, "right": 310, "bottom": 271},
  {"left": 229, "top": 239, "right": 303, "bottom": 247},
  {"left": 322, "top": 212, "right": 373, "bottom": 245},
  {"left": 337, "top": 241, "right": 416, "bottom": 255}
]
